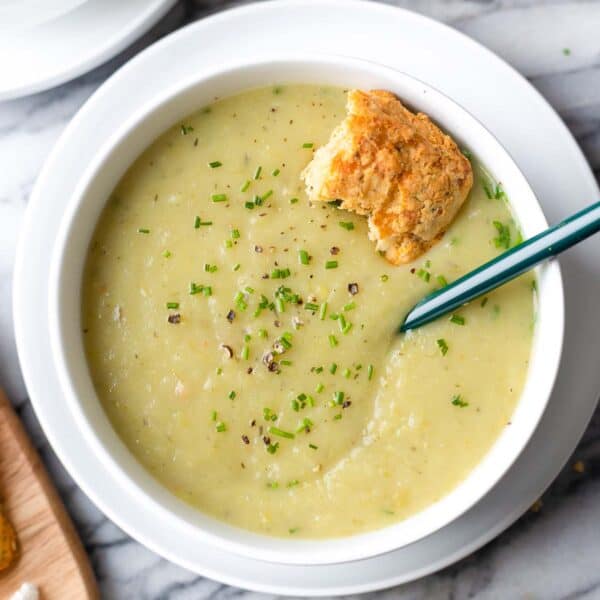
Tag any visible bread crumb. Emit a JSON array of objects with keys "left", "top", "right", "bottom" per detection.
[{"left": 530, "top": 499, "right": 543, "bottom": 513}]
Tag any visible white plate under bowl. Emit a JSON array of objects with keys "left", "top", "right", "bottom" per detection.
[
  {"left": 47, "top": 53, "right": 563, "bottom": 566},
  {"left": 0, "top": 0, "right": 176, "bottom": 101},
  {"left": 13, "top": 0, "right": 600, "bottom": 595}
]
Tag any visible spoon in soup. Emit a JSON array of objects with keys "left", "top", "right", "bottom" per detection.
[{"left": 400, "top": 200, "right": 600, "bottom": 332}]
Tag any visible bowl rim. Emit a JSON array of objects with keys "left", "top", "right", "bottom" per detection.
[{"left": 47, "top": 53, "right": 564, "bottom": 565}]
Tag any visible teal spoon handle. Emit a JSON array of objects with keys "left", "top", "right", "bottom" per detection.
[{"left": 400, "top": 200, "right": 600, "bottom": 332}]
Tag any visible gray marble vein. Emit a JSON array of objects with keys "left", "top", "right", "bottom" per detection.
[{"left": 1, "top": 1, "right": 599, "bottom": 598}]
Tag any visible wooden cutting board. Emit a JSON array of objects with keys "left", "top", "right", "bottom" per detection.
[{"left": 0, "top": 389, "right": 98, "bottom": 599}]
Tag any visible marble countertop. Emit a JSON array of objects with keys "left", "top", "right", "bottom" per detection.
[{"left": 1, "top": 1, "right": 599, "bottom": 598}]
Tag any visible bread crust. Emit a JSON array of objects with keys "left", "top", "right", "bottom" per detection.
[{"left": 302, "top": 89, "right": 473, "bottom": 264}]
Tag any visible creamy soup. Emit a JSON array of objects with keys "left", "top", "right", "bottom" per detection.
[{"left": 82, "top": 85, "right": 535, "bottom": 538}]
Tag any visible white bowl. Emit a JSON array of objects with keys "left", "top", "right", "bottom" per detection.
[{"left": 48, "top": 54, "right": 564, "bottom": 566}]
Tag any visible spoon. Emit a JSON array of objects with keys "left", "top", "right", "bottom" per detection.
[{"left": 400, "top": 200, "right": 600, "bottom": 332}]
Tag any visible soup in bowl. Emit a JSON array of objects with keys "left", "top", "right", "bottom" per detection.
[{"left": 49, "top": 55, "right": 563, "bottom": 565}]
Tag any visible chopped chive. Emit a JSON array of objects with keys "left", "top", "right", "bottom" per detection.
[
  {"left": 208, "top": 160, "right": 222, "bottom": 168},
  {"left": 211, "top": 193, "right": 227, "bottom": 202},
  {"left": 261, "top": 189, "right": 273, "bottom": 201},
  {"left": 437, "top": 275, "right": 448, "bottom": 287},
  {"left": 367, "top": 364, "right": 374, "bottom": 381},
  {"left": 280, "top": 359, "right": 293, "bottom": 366},
  {"left": 244, "top": 287, "right": 254, "bottom": 294},
  {"left": 166, "top": 302, "right": 179, "bottom": 309},
  {"left": 216, "top": 367, "right": 222, "bottom": 375},
  {"left": 325, "top": 260, "right": 338, "bottom": 269},
  {"left": 315, "top": 383, "right": 324, "bottom": 393},
  {"left": 258, "top": 328, "right": 267, "bottom": 338},
  {"left": 215, "top": 421, "right": 227, "bottom": 432},
  {"left": 437, "top": 339, "right": 449, "bottom": 356},
  {"left": 194, "top": 216, "right": 201, "bottom": 229},
  {"left": 272, "top": 168, "right": 280, "bottom": 176},
  {"left": 202, "top": 286, "right": 212, "bottom": 297},
  {"left": 342, "top": 368, "right": 351, "bottom": 379},
  {"left": 224, "top": 240, "right": 233, "bottom": 248},
  {"left": 329, "top": 363, "right": 337, "bottom": 374},
  {"left": 328, "top": 334, "right": 338, "bottom": 347},
  {"left": 275, "top": 297, "right": 284, "bottom": 313},
  {"left": 304, "top": 302, "right": 319, "bottom": 312},
  {"left": 266, "top": 481, "right": 279, "bottom": 489},
  {"left": 302, "top": 142, "right": 314, "bottom": 148},
  {"left": 333, "top": 391, "right": 344, "bottom": 405},
  {"left": 343, "top": 302, "right": 356, "bottom": 312},
  {"left": 228, "top": 390, "right": 236, "bottom": 400},
  {"left": 450, "top": 314, "right": 465, "bottom": 325},
  {"left": 342, "top": 322, "right": 353, "bottom": 335},
  {"left": 268, "top": 426, "right": 295, "bottom": 439},
  {"left": 319, "top": 302, "right": 328, "bottom": 320},
  {"left": 233, "top": 263, "right": 241, "bottom": 271},
  {"left": 339, "top": 221, "right": 354, "bottom": 231},
  {"left": 240, "top": 180, "right": 251, "bottom": 192},
  {"left": 563, "top": 47, "right": 571, "bottom": 56},
  {"left": 244, "top": 201, "right": 255, "bottom": 209},
  {"left": 380, "top": 274, "right": 389, "bottom": 282},
  {"left": 333, "top": 414, "right": 342, "bottom": 420},
  {"left": 451, "top": 394, "right": 469, "bottom": 408},
  {"left": 492, "top": 221, "right": 511, "bottom": 249},
  {"left": 231, "top": 228, "right": 240, "bottom": 239},
  {"left": 290, "top": 197, "right": 299, "bottom": 204},
  {"left": 266, "top": 442, "right": 279, "bottom": 454},
  {"left": 162, "top": 249, "right": 172, "bottom": 258},
  {"left": 204, "top": 263, "right": 218, "bottom": 273},
  {"left": 417, "top": 269, "right": 431, "bottom": 282},
  {"left": 137, "top": 228, "right": 150, "bottom": 234},
  {"left": 211, "top": 410, "right": 217, "bottom": 421},
  {"left": 253, "top": 165, "right": 262, "bottom": 180},
  {"left": 271, "top": 268, "right": 291, "bottom": 279},
  {"left": 338, "top": 314, "right": 347, "bottom": 331},
  {"left": 298, "top": 249, "right": 310, "bottom": 265},
  {"left": 241, "top": 345, "right": 249, "bottom": 360},
  {"left": 308, "top": 443, "right": 318, "bottom": 450},
  {"left": 180, "top": 124, "right": 194, "bottom": 135}
]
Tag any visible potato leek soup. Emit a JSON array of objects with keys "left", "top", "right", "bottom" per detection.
[{"left": 82, "top": 85, "right": 535, "bottom": 538}]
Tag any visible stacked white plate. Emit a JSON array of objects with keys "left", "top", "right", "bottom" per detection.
[{"left": 13, "top": 1, "right": 600, "bottom": 595}]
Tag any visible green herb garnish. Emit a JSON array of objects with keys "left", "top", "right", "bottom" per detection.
[
  {"left": 298, "top": 249, "right": 310, "bottom": 265},
  {"left": 268, "top": 426, "right": 295, "bottom": 439},
  {"left": 451, "top": 394, "right": 469, "bottom": 408},
  {"left": 211, "top": 193, "right": 227, "bottom": 203},
  {"left": 208, "top": 160, "right": 222, "bottom": 168},
  {"left": 449, "top": 314, "right": 465, "bottom": 326},
  {"left": 437, "top": 339, "right": 449, "bottom": 356},
  {"left": 492, "top": 221, "right": 511, "bottom": 249}
]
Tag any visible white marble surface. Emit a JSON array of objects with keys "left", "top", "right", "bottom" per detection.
[{"left": 1, "top": 1, "right": 599, "bottom": 598}]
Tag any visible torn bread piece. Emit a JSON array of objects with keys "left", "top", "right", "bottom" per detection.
[
  {"left": 0, "top": 509, "right": 18, "bottom": 572},
  {"left": 302, "top": 89, "right": 473, "bottom": 264}
]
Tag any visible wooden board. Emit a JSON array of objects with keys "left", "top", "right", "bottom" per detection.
[{"left": 0, "top": 390, "right": 98, "bottom": 599}]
